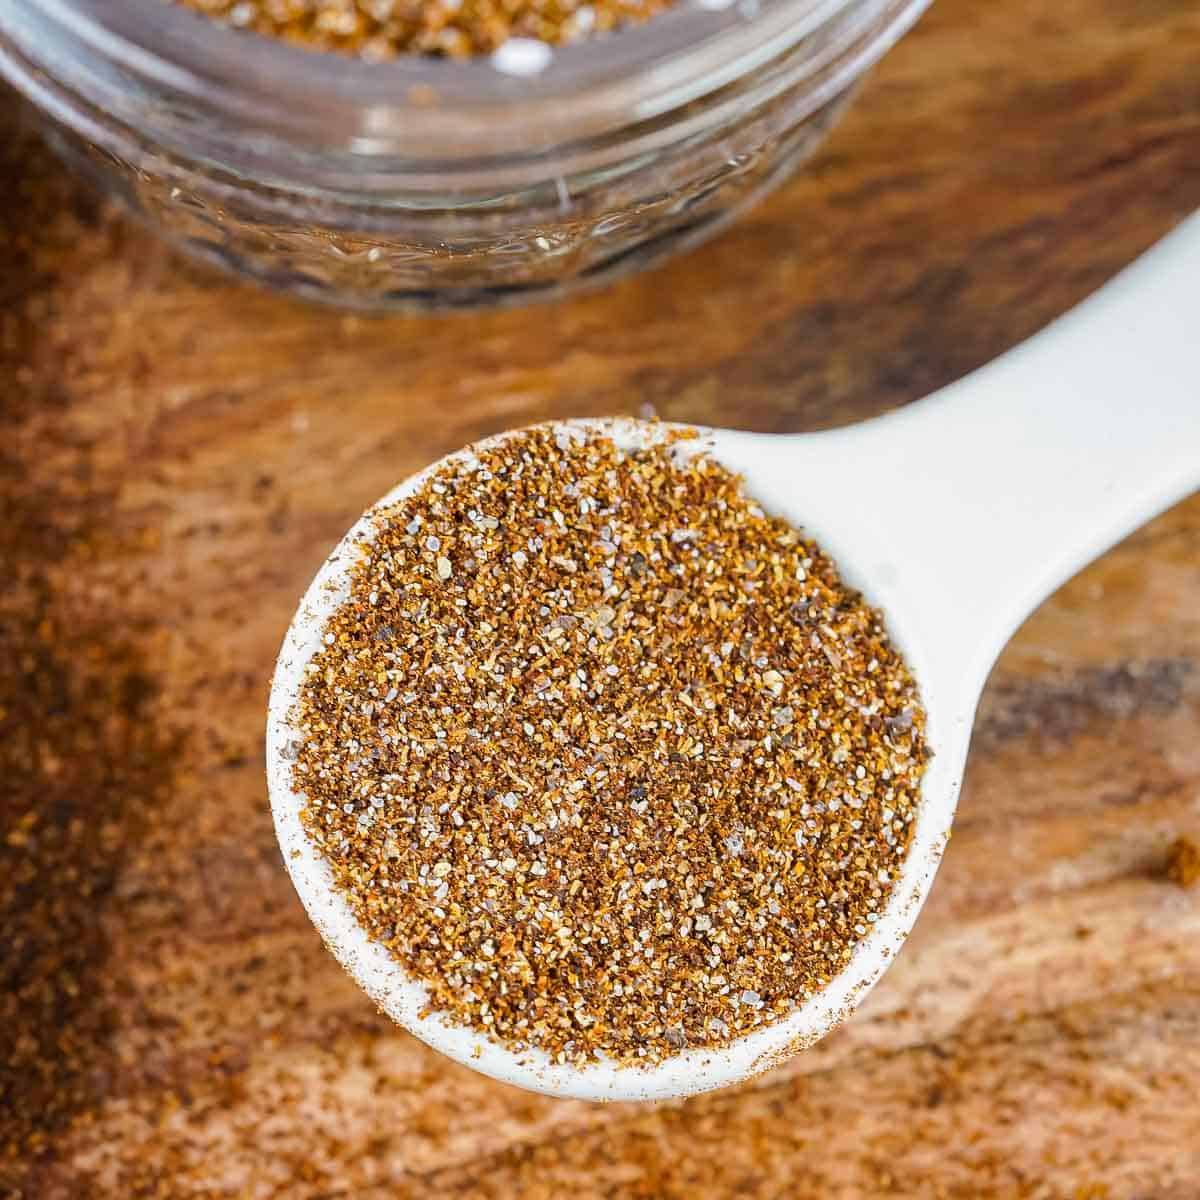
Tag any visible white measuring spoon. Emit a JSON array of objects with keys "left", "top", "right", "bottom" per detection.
[{"left": 268, "top": 214, "right": 1200, "bottom": 1103}]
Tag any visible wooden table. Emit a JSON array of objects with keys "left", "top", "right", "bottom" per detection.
[{"left": 3, "top": 0, "right": 1199, "bottom": 1194}]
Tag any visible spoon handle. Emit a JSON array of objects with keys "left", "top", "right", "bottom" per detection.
[{"left": 811, "top": 213, "right": 1200, "bottom": 687}]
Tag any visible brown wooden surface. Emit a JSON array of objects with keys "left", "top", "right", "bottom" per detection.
[{"left": 3, "top": 0, "right": 1200, "bottom": 1195}]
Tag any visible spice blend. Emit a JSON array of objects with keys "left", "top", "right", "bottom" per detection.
[
  {"left": 292, "top": 426, "right": 929, "bottom": 1066},
  {"left": 172, "top": 0, "right": 675, "bottom": 59}
]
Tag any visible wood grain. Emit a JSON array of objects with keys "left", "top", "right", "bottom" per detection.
[{"left": 2, "top": 0, "right": 1199, "bottom": 1195}]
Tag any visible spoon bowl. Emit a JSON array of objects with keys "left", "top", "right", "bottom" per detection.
[
  {"left": 268, "top": 417, "right": 965, "bottom": 1101},
  {"left": 268, "top": 213, "right": 1200, "bottom": 1101}
]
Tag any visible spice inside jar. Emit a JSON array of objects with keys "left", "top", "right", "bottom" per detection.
[
  {"left": 172, "top": 0, "right": 679, "bottom": 59},
  {"left": 290, "top": 426, "right": 929, "bottom": 1066}
]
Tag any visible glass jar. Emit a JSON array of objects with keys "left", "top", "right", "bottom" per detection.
[{"left": 0, "top": 0, "right": 929, "bottom": 311}]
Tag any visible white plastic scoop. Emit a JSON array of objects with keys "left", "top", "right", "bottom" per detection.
[{"left": 268, "top": 214, "right": 1200, "bottom": 1102}]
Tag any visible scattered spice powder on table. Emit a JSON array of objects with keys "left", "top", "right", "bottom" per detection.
[
  {"left": 172, "top": 0, "right": 675, "bottom": 59},
  {"left": 292, "top": 425, "right": 929, "bottom": 1066}
]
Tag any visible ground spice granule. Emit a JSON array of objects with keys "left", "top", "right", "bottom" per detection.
[
  {"left": 172, "top": 0, "right": 675, "bottom": 59},
  {"left": 293, "top": 426, "right": 929, "bottom": 1066},
  {"left": 1166, "top": 836, "right": 1199, "bottom": 888}
]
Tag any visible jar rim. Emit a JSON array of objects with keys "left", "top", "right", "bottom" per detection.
[{"left": 30, "top": 0, "right": 911, "bottom": 150}]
